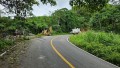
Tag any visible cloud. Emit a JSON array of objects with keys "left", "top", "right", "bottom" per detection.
[
  {"left": 0, "top": 4, "right": 4, "bottom": 10},
  {"left": 32, "top": 0, "right": 71, "bottom": 16}
]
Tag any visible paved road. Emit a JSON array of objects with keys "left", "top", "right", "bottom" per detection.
[{"left": 20, "top": 35, "right": 119, "bottom": 68}]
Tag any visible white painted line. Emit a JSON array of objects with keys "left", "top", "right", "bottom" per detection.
[{"left": 67, "top": 37, "right": 120, "bottom": 68}]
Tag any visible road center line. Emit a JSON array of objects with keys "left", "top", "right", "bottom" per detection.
[{"left": 50, "top": 37, "right": 75, "bottom": 68}]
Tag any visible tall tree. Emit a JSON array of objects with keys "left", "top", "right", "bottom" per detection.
[
  {"left": 0, "top": 0, "right": 56, "bottom": 19},
  {"left": 90, "top": 5, "right": 120, "bottom": 33},
  {"left": 51, "top": 8, "right": 86, "bottom": 32},
  {"left": 70, "top": 0, "right": 110, "bottom": 12}
]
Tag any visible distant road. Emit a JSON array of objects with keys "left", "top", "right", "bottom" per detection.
[{"left": 20, "top": 35, "right": 119, "bottom": 68}]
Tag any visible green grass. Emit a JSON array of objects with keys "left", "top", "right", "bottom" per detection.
[
  {"left": 0, "top": 36, "right": 30, "bottom": 52},
  {"left": 0, "top": 39, "right": 15, "bottom": 52},
  {"left": 69, "top": 31, "right": 120, "bottom": 66},
  {"left": 36, "top": 33, "right": 43, "bottom": 37}
]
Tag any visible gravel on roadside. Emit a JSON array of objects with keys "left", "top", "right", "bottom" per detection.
[{"left": 0, "top": 40, "right": 30, "bottom": 68}]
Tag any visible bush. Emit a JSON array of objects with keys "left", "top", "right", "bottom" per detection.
[
  {"left": 36, "top": 33, "right": 43, "bottom": 37},
  {"left": 23, "top": 36, "right": 30, "bottom": 40},
  {"left": 106, "top": 52, "right": 120, "bottom": 65},
  {"left": 70, "top": 31, "right": 120, "bottom": 66},
  {"left": 90, "top": 5, "right": 120, "bottom": 33},
  {"left": 0, "top": 39, "right": 14, "bottom": 50}
]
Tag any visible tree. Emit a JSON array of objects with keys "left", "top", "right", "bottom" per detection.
[
  {"left": 90, "top": 5, "right": 120, "bottom": 33},
  {"left": 25, "top": 16, "right": 53, "bottom": 34},
  {"left": 51, "top": 8, "right": 86, "bottom": 32},
  {"left": 0, "top": 0, "right": 56, "bottom": 19},
  {"left": 0, "top": 0, "right": 56, "bottom": 36},
  {"left": 70, "top": 0, "right": 110, "bottom": 12}
]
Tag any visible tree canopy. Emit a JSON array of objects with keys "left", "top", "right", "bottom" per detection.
[
  {"left": 51, "top": 8, "right": 87, "bottom": 32},
  {"left": 0, "top": 0, "right": 56, "bottom": 19},
  {"left": 69, "top": 0, "right": 120, "bottom": 12},
  {"left": 90, "top": 5, "right": 120, "bottom": 33}
]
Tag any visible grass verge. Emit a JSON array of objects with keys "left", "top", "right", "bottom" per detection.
[
  {"left": 0, "top": 39, "right": 15, "bottom": 52},
  {"left": 0, "top": 36, "right": 31, "bottom": 53},
  {"left": 69, "top": 31, "right": 120, "bottom": 66}
]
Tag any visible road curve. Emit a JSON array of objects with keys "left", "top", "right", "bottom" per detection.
[{"left": 20, "top": 35, "right": 119, "bottom": 68}]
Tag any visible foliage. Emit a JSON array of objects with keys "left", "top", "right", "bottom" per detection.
[
  {"left": 26, "top": 16, "right": 51, "bottom": 34},
  {"left": 72, "top": 6, "right": 92, "bottom": 30},
  {"left": 70, "top": 0, "right": 109, "bottom": 12},
  {"left": 0, "top": 0, "right": 56, "bottom": 19},
  {"left": 0, "top": 17, "right": 28, "bottom": 36},
  {"left": 36, "top": 33, "right": 43, "bottom": 37},
  {"left": 0, "top": 16, "right": 53, "bottom": 36},
  {"left": 90, "top": 5, "right": 120, "bottom": 33},
  {"left": 52, "top": 8, "right": 86, "bottom": 32},
  {"left": 0, "top": 39, "right": 14, "bottom": 50},
  {"left": 70, "top": 31, "right": 120, "bottom": 66}
]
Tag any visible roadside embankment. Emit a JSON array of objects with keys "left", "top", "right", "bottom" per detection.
[{"left": 69, "top": 31, "right": 120, "bottom": 66}]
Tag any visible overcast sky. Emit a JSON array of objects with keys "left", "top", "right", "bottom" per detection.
[
  {"left": 0, "top": 0, "right": 71, "bottom": 16},
  {"left": 32, "top": 0, "right": 71, "bottom": 16}
]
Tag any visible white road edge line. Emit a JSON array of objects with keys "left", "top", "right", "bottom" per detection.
[{"left": 67, "top": 37, "right": 120, "bottom": 68}]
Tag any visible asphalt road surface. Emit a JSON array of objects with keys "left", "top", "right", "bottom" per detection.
[{"left": 20, "top": 35, "right": 119, "bottom": 68}]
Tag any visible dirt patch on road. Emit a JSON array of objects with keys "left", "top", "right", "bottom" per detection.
[{"left": 0, "top": 40, "right": 30, "bottom": 68}]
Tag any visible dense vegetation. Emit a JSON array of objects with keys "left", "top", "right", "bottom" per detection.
[
  {"left": 0, "top": 0, "right": 56, "bottom": 51},
  {"left": 26, "top": 16, "right": 52, "bottom": 34},
  {"left": 69, "top": 2, "right": 120, "bottom": 66},
  {"left": 1, "top": 1, "right": 120, "bottom": 34},
  {"left": 70, "top": 31, "right": 120, "bottom": 66},
  {"left": 0, "top": 0, "right": 120, "bottom": 66},
  {"left": 51, "top": 8, "right": 84, "bottom": 32},
  {"left": 90, "top": 5, "right": 120, "bottom": 33},
  {"left": 0, "top": 39, "right": 14, "bottom": 52}
]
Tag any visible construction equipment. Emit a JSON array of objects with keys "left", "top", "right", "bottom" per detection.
[{"left": 42, "top": 26, "right": 52, "bottom": 36}]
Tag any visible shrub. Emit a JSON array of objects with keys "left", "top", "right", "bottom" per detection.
[
  {"left": 0, "top": 39, "right": 14, "bottom": 50},
  {"left": 70, "top": 31, "right": 120, "bottom": 66},
  {"left": 36, "top": 33, "right": 43, "bottom": 37}
]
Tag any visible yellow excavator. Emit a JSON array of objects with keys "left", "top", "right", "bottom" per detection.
[{"left": 42, "top": 26, "right": 52, "bottom": 36}]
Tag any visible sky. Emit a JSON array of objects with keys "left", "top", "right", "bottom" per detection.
[
  {"left": 0, "top": 5, "right": 4, "bottom": 9},
  {"left": 32, "top": 0, "right": 71, "bottom": 16},
  {"left": 0, "top": 0, "right": 71, "bottom": 16}
]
